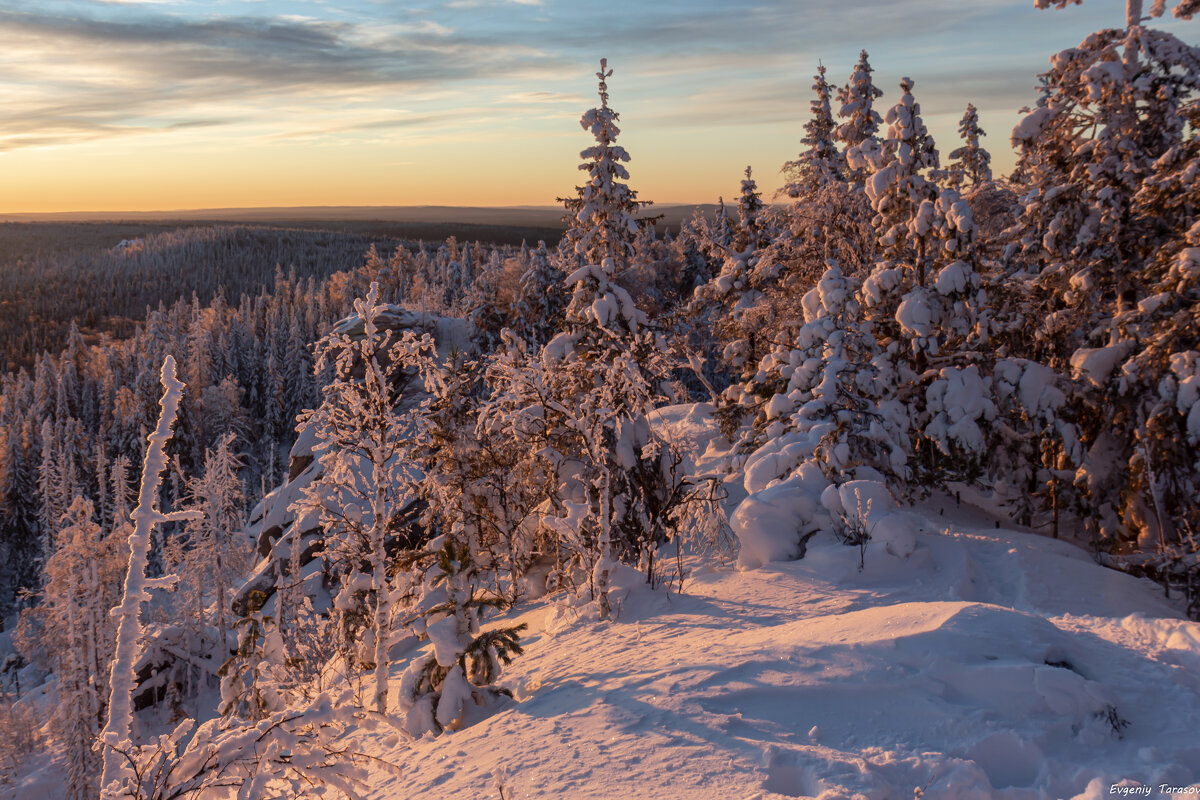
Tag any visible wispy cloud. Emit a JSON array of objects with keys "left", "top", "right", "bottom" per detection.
[
  {"left": 503, "top": 91, "right": 587, "bottom": 105},
  {"left": 443, "top": 0, "right": 543, "bottom": 8},
  {"left": 267, "top": 109, "right": 483, "bottom": 142},
  {"left": 0, "top": 4, "right": 567, "bottom": 150},
  {"left": 0, "top": 9, "right": 543, "bottom": 88}
]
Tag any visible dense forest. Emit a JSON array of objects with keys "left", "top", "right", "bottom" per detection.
[
  {"left": 0, "top": 0, "right": 1198, "bottom": 796},
  {"left": 0, "top": 218, "right": 565, "bottom": 372}
]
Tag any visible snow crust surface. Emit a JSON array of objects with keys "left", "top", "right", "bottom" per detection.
[{"left": 348, "top": 512, "right": 1197, "bottom": 800}]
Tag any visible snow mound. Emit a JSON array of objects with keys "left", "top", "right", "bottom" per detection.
[{"left": 731, "top": 461, "right": 833, "bottom": 567}]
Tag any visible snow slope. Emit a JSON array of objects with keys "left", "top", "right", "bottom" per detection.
[
  {"left": 359, "top": 500, "right": 1198, "bottom": 800},
  {"left": 6, "top": 408, "right": 1198, "bottom": 800}
]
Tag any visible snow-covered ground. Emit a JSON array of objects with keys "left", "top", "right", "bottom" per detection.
[
  {"left": 354, "top": 503, "right": 1199, "bottom": 800},
  {"left": 5, "top": 408, "right": 1199, "bottom": 800}
]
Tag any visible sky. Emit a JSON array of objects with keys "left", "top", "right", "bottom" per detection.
[{"left": 0, "top": 0, "right": 1193, "bottom": 213}]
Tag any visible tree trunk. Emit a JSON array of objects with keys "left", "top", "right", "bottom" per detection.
[
  {"left": 100, "top": 356, "right": 199, "bottom": 798},
  {"left": 216, "top": 555, "right": 228, "bottom": 670},
  {"left": 371, "top": 478, "right": 390, "bottom": 715}
]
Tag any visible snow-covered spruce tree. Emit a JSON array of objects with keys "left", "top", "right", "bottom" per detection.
[
  {"left": 774, "top": 59, "right": 871, "bottom": 265},
  {"left": 946, "top": 103, "right": 992, "bottom": 189},
  {"left": 667, "top": 210, "right": 732, "bottom": 399},
  {"left": 760, "top": 262, "right": 904, "bottom": 484},
  {"left": 670, "top": 211, "right": 717, "bottom": 299},
  {"left": 548, "top": 264, "right": 677, "bottom": 609},
  {"left": 835, "top": 50, "right": 885, "bottom": 187},
  {"left": 552, "top": 70, "right": 679, "bottom": 593},
  {"left": 1005, "top": 0, "right": 1200, "bottom": 553},
  {"left": 735, "top": 166, "right": 768, "bottom": 253},
  {"left": 894, "top": 186, "right": 993, "bottom": 486},
  {"left": 0, "top": 408, "right": 41, "bottom": 602},
  {"left": 396, "top": 538, "right": 526, "bottom": 736},
  {"left": 710, "top": 197, "right": 735, "bottom": 254},
  {"left": 724, "top": 61, "right": 876, "bottom": 433},
  {"left": 847, "top": 76, "right": 996, "bottom": 490},
  {"left": 38, "top": 416, "right": 82, "bottom": 567},
  {"left": 293, "top": 282, "right": 433, "bottom": 715},
  {"left": 782, "top": 64, "right": 845, "bottom": 198},
  {"left": 476, "top": 332, "right": 574, "bottom": 579},
  {"left": 850, "top": 76, "right": 941, "bottom": 282},
  {"left": 483, "top": 63, "right": 694, "bottom": 614},
  {"left": 624, "top": 219, "right": 677, "bottom": 315},
  {"left": 558, "top": 58, "right": 654, "bottom": 274},
  {"left": 691, "top": 167, "right": 781, "bottom": 398},
  {"left": 513, "top": 241, "right": 566, "bottom": 347},
  {"left": 1121, "top": 91, "right": 1200, "bottom": 553},
  {"left": 987, "top": 357, "right": 1082, "bottom": 534},
  {"left": 845, "top": 76, "right": 942, "bottom": 434},
  {"left": 1008, "top": 0, "right": 1200, "bottom": 367},
  {"left": 847, "top": 75, "right": 939, "bottom": 443}
]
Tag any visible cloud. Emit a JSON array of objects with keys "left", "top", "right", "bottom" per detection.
[
  {"left": 0, "top": 10, "right": 501, "bottom": 88},
  {"left": 0, "top": 0, "right": 1115, "bottom": 158},
  {"left": 0, "top": 5, "right": 569, "bottom": 150},
  {"left": 533, "top": 0, "right": 1003, "bottom": 59},
  {"left": 503, "top": 91, "right": 588, "bottom": 105},
  {"left": 0, "top": 115, "right": 231, "bottom": 151},
  {"left": 443, "top": 0, "right": 543, "bottom": 8},
  {"left": 267, "top": 109, "right": 482, "bottom": 142}
]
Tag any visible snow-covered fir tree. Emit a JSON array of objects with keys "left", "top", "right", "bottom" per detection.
[
  {"left": 559, "top": 58, "right": 653, "bottom": 274},
  {"left": 834, "top": 50, "right": 885, "bottom": 186},
  {"left": 782, "top": 64, "right": 845, "bottom": 198},
  {"left": 1007, "top": 0, "right": 1200, "bottom": 551},
  {"left": 946, "top": 103, "right": 992, "bottom": 189}
]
